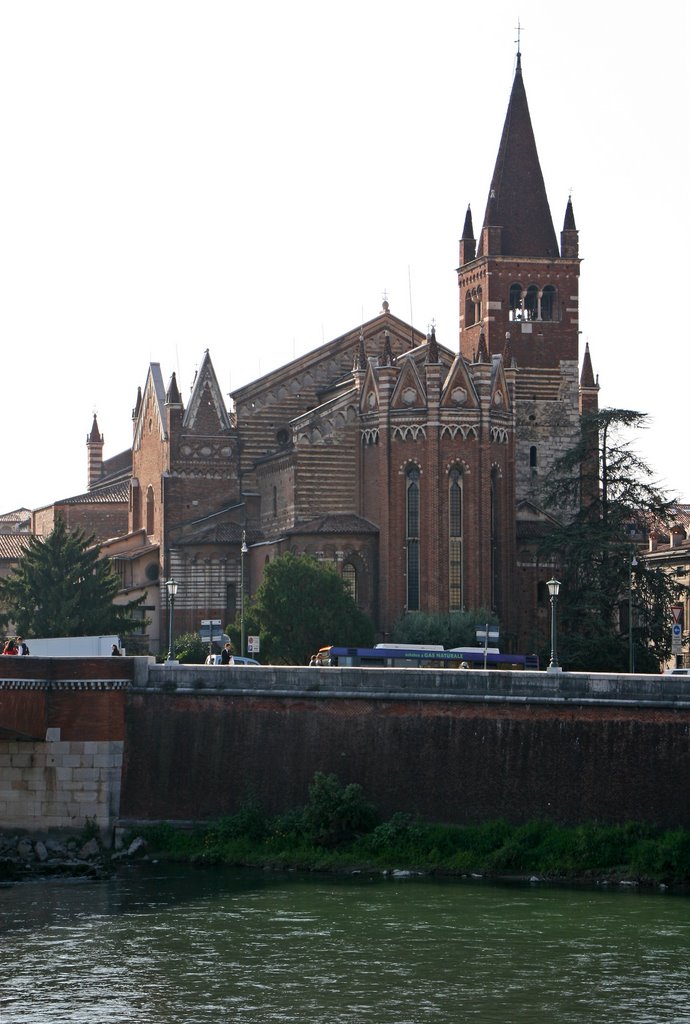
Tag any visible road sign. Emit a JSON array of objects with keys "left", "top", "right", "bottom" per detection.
[
  {"left": 672, "top": 624, "right": 682, "bottom": 638},
  {"left": 671, "top": 605, "right": 683, "bottom": 625},
  {"left": 476, "top": 630, "right": 499, "bottom": 641},
  {"left": 248, "top": 635, "right": 260, "bottom": 653},
  {"left": 201, "top": 619, "right": 222, "bottom": 626}
]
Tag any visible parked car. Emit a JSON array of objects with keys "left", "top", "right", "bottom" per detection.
[
  {"left": 204, "top": 654, "right": 261, "bottom": 666},
  {"left": 663, "top": 668, "right": 690, "bottom": 676}
]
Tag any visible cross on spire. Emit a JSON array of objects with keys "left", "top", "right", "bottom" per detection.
[{"left": 515, "top": 18, "right": 522, "bottom": 52}]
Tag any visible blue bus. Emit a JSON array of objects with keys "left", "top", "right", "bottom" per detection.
[{"left": 327, "top": 644, "right": 539, "bottom": 670}]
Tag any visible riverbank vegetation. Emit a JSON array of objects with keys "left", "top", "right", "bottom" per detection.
[{"left": 132, "top": 773, "right": 690, "bottom": 886}]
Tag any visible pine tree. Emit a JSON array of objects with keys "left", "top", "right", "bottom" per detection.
[
  {"left": 0, "top": 516, "right": 145, "bottom": 638},
  {"left": 540, "top": 409, "right": 683, "bottom": 671}
]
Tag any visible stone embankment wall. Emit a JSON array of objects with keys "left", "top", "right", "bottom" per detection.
[
  {"left": 2, "top": 660, "right": 690, "bottom": 833},
  {"left": 120, "top": 664, "right": 690, "bottom": 830}
]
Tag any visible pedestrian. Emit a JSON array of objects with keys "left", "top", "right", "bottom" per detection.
[
  {"left": 2, "top": 638, "right": 18, "bottom": 655},
  {"left": 111, "top": 644, "right": 122, "bottom": 656},
  {"left": 16, "top": 637, "right": 30, "bottom": 656},
  {"left": 221, "top": 642, "right": 234, "bottom": 665}
]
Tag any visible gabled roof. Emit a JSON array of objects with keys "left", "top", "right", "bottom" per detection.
[
  {"left": 285, "top": 514, "right": 379, "bottom": 536},
  {"left": 133, "top": 363, "right": 168, "bottom": 449},
  {"left": 0, "top": 534, "right": 32, "bottom": 560},
  {"left": 183, "top": 350, "right": 233, "bottom": 433},
  {"left": 230, "top": 306, "right": 425, "bottom": 402},
  {"left": 0, "top": 508, "right": 31, "bottom": 529},
  {"left": 478, "top": 54, "right": 558, "bottom": 258},
  {"left": 56, "top": 481, "right": 130, "bottom": 506}
]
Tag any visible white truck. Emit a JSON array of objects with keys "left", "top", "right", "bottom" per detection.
[{"left": 25, "top": 635, "right": 122, "bottom": 657}]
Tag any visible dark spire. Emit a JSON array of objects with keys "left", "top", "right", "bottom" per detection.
[
  {"left": 425, "top": 325, "right": 439, "bottom": 364},
  {"left": 132, "top": 386, "right": 142, "bottom": 421},
  {"left": 165, "top": 372, "right": 182, "bottom": 405},
  {"left": 88, "top": 413, "right": 102, "bottom": 443},
  {"left": 580, "top": 342, "right": 596, "bottom": 388},
  {"left": 380, "top": 331, "right": 395, "bottom": 367},
  {"left": 563, "top": 195, "right": 577, "bottom": 231},
  {"left": 353, "top": 330, "right": 367, "bottom": 371},
  {"left": 561, "top": 194, "right": 579, "bottom": 258},
  {"left": 476, "top": 332, "right": 488, "bottom": 363},
  {"left": 459, "top": 204, "right": 477, "bottom": 265},
  {"left": 478, "top": 56, "right": 558, "bottom": 258},
  {"left": 462, "top": 204, "right": 474, "bottom": 240}
]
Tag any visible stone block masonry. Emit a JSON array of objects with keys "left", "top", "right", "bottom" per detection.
[
  {"left": 0, "top": 737, "right": 124, "bottom": 831},
  {"left": 0, "top": 656, "right": 131, "bottom": 833}
]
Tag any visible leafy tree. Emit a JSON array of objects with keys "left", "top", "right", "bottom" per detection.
[
  {"left": 540, "top": 409, "right": 683, "bottom": 671},
  {"left": 236, "top": 552, "right": 375, "bottom": 664},
  {"left": 0, "top": 516, "right": 145, "bottom": 638},
  {"left": 172, "top": 632, "right": 208, "bottom": 664},
  {"left": 392, "top": 609, "right": 499, "bottom": 649}
]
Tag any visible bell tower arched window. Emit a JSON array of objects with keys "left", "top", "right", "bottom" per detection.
[
  {"left": 406, "top": 466, "right": 420, "bottom": 611},
  {"left": 524, "top": 285, "right": 539, "bottom": 321},
  {"left": 509, "top": 283, "right": 522, "bottom": 320},
  {"left": 465, "top": 291, "right": 475, "bottom": 327},
  {"left": 541, "top": 285, "right": 556, "bottom": 321},
  {"left": 449, "top": 467, "right": 463, "bottom": 611}
]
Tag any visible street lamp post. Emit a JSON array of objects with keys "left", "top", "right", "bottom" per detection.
[
  {"left": 629, "top": 551, "right": 638, "bottom": 673},
  {"left": 240, "top": 531, "right": 248, "bottom": 658},
  {"left": 546, "top": 577, "right": 561, "bottom": 673},
  {"left": 165, "top": 578, "right": 178, "bottom": 662}
]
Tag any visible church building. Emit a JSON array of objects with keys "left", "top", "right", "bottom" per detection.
[{"left": 87, "top": 51, "right": 596, "bottom": 655}]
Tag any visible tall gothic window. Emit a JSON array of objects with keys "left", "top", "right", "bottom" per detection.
[
  {"left": 449, "top": 467, "right": 463, "bottom": 611},
  {"left": 131, "top": 480, "right": 141, "bottom": 532},
  {"left": 146, "top": 485, "right": 154, "bottom": 537},
  {"left": 490, "top": 468, "right": 500, "bottom": 610},
  {"left": 406, "top": 466, "right": 420, "bottom": 611},
  {"left": 342, "top": 562, "right": 357, "bottom": 603}
]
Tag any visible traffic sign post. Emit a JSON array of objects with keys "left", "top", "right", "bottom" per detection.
[
  {"left": 672, "top": 622, "right": 682, "bottom": 655},
  {"left": 201, "top": 619, "right": 222, "bottom": 655},
  {"left": 475, "top": 624, "right": 499, "bottom": 670},
  {"left": 248, "top": 636, "right": 260, "bottom": 654}
]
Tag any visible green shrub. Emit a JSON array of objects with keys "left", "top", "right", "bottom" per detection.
[
  {"left": 173, "top": 632, "right": 208, "bottom": 664},
  {"left": 301, "top": 772, "right": 379, "bottom": 848}
]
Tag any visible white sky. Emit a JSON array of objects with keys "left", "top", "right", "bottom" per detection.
[{"left": 1, "top": 0, "right": 688, "bottom": 515}]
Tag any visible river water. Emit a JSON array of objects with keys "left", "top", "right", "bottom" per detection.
[{"left": 1, "top": 864, "right": 688, "bottom": 1024}]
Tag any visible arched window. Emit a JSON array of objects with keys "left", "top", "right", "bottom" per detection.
[
  {"left": 131, "top": 480, "right": 141, "bottom": 532},
  {"left": 342, "top": 562, "right": 357, "bottom": 603},
  {"left": 406, "top": 466, "right": 420, "bottom": 611},
  {"left": 449, "top": 467, "right": 463, "bottom": 611},
  {"left": 474, "top": 286, "right": 482, "bottom": 323},
  {"left": 509, "top": 283, "right": 522, "bottom": 320},
  {"left": 490, "top": 467, "right": 500, "bottom": 611},
  {"left": 465, "top": 291, "right": 475, "bottom": 327},
  {"left": 524, "top": 285, "right": 539, "bottom": 321},
  {"left": 146, "top": 485, "right": 154, "bottom": 536},
  {"left": 541, "top": 285, "right": 557, "bottom": 321}
]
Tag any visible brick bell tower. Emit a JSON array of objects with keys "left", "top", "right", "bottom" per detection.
[{"left": 458, "top": 50, "right": 583, "bottom": 505}]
